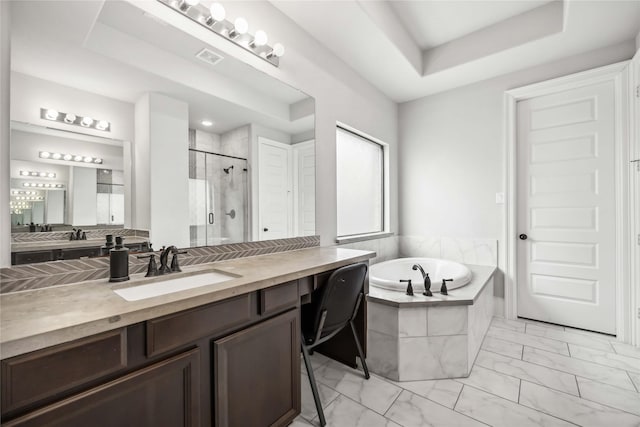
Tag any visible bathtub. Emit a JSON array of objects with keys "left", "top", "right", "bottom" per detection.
[{"left": 369, "top": 257, "right": 472, "bottom": 293}]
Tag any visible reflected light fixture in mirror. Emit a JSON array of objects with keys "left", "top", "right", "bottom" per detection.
[
  {"left": 40, "top": 108, "right": 111, "bottom": 132},
  {"left": 158, "top": 0, "right": 284, "bottom": 67},
  {"left": 20, "top": 170, "right": 56, "bottom": 178},
  {"left": 39, "top": 151, "right": 103, "bottom": 164},
  {"left": 22, "top": 182, "right": 64, "bottom": 188}
]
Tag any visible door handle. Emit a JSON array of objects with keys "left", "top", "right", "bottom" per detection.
[
  {"left": 209, "top": 213, "right": 214, "bottom": 224},
  {"left": 263, "top": 228, "right": 269, "bottom": 232},
  {"left": 519, "top": 234, "right": 528, "bottom": 240}
]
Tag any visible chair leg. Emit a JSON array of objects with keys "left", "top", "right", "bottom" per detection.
[
  {"left": 349, "top": 320, "right": 370, "bottom": 379},
  {"left": 301, "top": 343, "right": 326, "bottom": 427}
]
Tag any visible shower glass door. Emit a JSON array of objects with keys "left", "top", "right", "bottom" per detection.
[{"left": 189, "top": 149, "right": 247, "bottom": 247}]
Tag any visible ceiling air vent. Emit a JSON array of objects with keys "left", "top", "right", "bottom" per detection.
[{"left": 195, "top": 48, "right": 224, "bottom": 67}]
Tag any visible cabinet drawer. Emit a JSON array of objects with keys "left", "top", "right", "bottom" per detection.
[
  {"left": 146, "top": 294, "right": 251, "bottom": 357},
  {"left": 1, "top": 329, "right": 127, "bottom": 413},
  {"left": 259, "top": 280, "right": 299, "bottom": 316}
]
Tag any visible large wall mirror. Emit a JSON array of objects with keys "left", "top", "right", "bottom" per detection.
[{"left": 9, "top": 0, "right": 315, "bottom": 257}]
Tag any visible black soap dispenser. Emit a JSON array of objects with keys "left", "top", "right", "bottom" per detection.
[
  {"left": 109, "top": 237, "right": 130, "bottom": 282},
  {"left": 101, "top": 234, "right": 115, "bottom": 256}
]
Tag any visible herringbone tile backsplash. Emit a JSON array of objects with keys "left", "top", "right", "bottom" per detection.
[{"left": 0, "top": 236, "right": 320, "bottom": 294}]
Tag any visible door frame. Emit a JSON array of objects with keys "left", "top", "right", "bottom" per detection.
[{"left": 503, "top": 60, "right": 632, "bottom": 342}]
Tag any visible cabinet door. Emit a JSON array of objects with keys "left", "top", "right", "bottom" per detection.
[
  {"left": 214, "top": 309, "right": 300, "bottom": 427},
  {"left": 4, "top": 348, "right": 200, "bottom": 427}
]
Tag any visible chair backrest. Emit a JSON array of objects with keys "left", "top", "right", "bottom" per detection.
[{"left": 309, "top": 263, "right": 367, "bottom": 340}]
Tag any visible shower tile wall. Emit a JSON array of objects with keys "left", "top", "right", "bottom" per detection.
[{"left": 220, "top": 126, "right": 249, "bottom": 243}]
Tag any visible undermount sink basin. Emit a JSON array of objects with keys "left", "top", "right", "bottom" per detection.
[{"left": 114, "top": 271, "right": 236, "bottom": 302}]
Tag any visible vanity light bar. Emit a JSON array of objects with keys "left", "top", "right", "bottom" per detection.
[
  {"left": 13, "top": 196, "right": 44, "bottom": 201},
  {"left": 158, "top": 0, "right": 285, "bottom": 67},
  {"left": 12, "top": 190, "right": 40, "bottom": 195},
  {"left": 22, "top": 182, "right": 64, "bottom": 189},
  {"left": 40, "top": 108, "right": 111, "bottom": 132},
  {"left": 19, "top": 170, "right": 56, "bottom": 178},
  {"left": 39, "top": 151, "right": 103, "bottom": 164}
]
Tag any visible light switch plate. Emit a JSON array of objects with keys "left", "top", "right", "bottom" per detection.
[{"left": 495, "top": 192, "right": 505, "bottom": 204}]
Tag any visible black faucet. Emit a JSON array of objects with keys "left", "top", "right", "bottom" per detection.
[
  {"left": 412, "top": 264, "right": 432, "bottom": 296},
  {"left": 441, "top": 278, "right": 453, "bottom": 295},
  {"left": 400, "top": 279, "right": 414, "bottom": 296},
  {"left": 158, "top": 246, "right": 176, "bottom": 275},
  {"left": 69, "top": 228, "right": 83, "bottom": 241}
]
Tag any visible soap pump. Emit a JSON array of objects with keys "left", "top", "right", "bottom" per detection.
[{"left": 109, "top": 237, "right": 130, "bottom": 282}]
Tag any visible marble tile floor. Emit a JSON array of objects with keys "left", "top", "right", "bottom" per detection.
[{"left": 292, "top": 316, "right": 640, "bottom": 427}]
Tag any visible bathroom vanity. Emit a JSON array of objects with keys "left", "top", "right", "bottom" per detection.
[{"left": 0, "top": 247, "right": 374, "bottom": 427}]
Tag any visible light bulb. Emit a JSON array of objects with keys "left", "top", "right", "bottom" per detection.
[
  {"left": 39, "top": 172, "right": 47, "bottom": 177},
  {"left": 23, "top": 183, "right": 30, "bottom": 187},
  {"left": 52, "top": 153, "right": 62, "bottom": 160},
  {"left": 45, "top": 109, "right": 58, "bottom": 120},
  {"left": 48, "top": 172, "right": 56, "bottom": 178},
  {"left": 20, "top": 171, "right": 28, "bottom": 176},
  {"left": 80, "top": 116, "right": 94, "bottom": 127},
  {"left": 253, "top": 30, "right": 268, "bottom": 47},
  {"left": 64, "top": 113, "right": 76, "bottom": 123},
  {"left": 63, "top": 154, "right": 73, "bottom": 161},
  {"left": 94, "top": 158, "right": 103, "bottom": 164},
  {"left": 40, "top": 151, "right": 51, "bottom": 159},
  {"left": 84, "top": 156, "right": 93, "bottom": 163},
  {"left": 209, "top": 2, "right": 225, "bottom": 22},
  {"left": 272, "top": 43, "right": 285, "bottom": 57},
  {"left": 179, "top": 0, "right": 199, "bottom": 11},
  {"left": 30, "top": 172, "right": 38, "bottom": 176},
  {"left": 96, "top": 120, "right": 109, "bottom": 131},
  {"left": 230, "top": 17, "right": 248, "bottom": 38},
  {"left": 74, "top": 155, "right": 83, "bottom": 162},
  {"left": 36, "top": 183, "right": 43, "bottom": 187},
  {"left": 56, "top": 184, "right": 63, "bottom": 188}
]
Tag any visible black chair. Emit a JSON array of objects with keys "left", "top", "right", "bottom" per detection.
[{"left": 300, "top": 263, "right": 370, "bottom": 427}]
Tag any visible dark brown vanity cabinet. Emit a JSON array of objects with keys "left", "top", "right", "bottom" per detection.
[
  {"left": 214, "top": 309, "right": 299, "bottom": 427},
  {"left": 1, "top": 281, "right": 303, "bottom": 427},
  {"left": 3, "top": 348, "right": 201, "bottom": 427}
]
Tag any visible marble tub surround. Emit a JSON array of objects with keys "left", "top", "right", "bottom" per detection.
[
  {"left": 367, "top": 269, "right": 494, "bottom": 381},
  {"left": 368, "top": 264, "right": 496, "bottom": 307},
  {"left": 0, "top": 246, "right": 373, "bottom": 359},
  {"left": 399, "top": 236, "right": 497, "bottom": 267},
  {"left": 0, "top": 235, "right": 320, "bottom": 294},
  {"left": 294, "top": 316, "right": 640, "bottom": 427}
]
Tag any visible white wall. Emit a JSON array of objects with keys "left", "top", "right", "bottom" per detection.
[
  {"left": 1, "top": 1, "right": 10, "bottom": 267},
  {"left": 46, "top": 190, "right": 65, "bottom": 224},
  {"left": 398, "top": 41, "right": 636, "bottom": 300},
  {"left": 134, "top": 93, "right": 190, "bottom": 249},
  {"left": 10, "top": 72, "right": 134, "bottom": 142},
  {"left": 69, "top": 167, "right": 97, "bottom": 226}
]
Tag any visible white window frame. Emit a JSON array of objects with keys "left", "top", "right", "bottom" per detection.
[{"left": 335, "top": 122, "right": 390, "bottom": 243}]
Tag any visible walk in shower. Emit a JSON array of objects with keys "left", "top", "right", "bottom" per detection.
[{"left": 188, "top": 149, "right": 248, "bottom": 247}]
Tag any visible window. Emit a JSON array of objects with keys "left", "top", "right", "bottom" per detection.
[{"left": 336, "top": 125, "right": 386, "bottom": 238}]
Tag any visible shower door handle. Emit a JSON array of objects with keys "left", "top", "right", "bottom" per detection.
[{"left": 209, "top": 213, "right": 214, "bottom": 224}]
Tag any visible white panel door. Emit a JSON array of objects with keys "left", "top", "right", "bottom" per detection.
[
  {"left": 517, "top": 80, "right": 617, "bottom": 334},
  {"left": 293, "top": 141, "right": 315, "bottom": 236},
  {"left": 259, "top": 140, "right": 292, "bottom": 240}
]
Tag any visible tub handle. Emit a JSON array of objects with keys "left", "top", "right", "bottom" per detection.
[{"left": 400, "top": 279, "right": 414, "bottom": 296}]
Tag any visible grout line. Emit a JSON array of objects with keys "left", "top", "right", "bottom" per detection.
[
  {"left": 573, "top": 375, "right": 640, "bottom": 417},
  {"left": 517, "top": 379, "right": 522, "bottom": 403},
  {"left": 567, "top": 343, "right": 572, "bottom": 358},
  {"left": 382, "top": 388, "right": 403, "bottom": 417},
  {"left": 450, "top": 386, "right": 493, "bottom": 427},
  {"left": 521, "top": 344, "right": 525, "bottom": 360},
  {"left": 517, "top": 381, "right": 582, "bottom": 427},
  {"left": 626, "top": 371, "right": 640, "bottom": 393},
  {"left": 574, "top": 375, "right": 580, "bottom": 398},
  {"left": 453, "top": 384, "right": 464, "bottom": 409}
]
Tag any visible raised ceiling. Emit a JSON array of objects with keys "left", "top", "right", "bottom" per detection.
[{"left": 272, "top": 0, "right": 640, "bottom": 102}]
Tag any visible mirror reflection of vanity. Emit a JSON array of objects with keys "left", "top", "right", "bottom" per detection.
[{"left": 8, "top": 0, "right": 315, "bottom": 264}]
